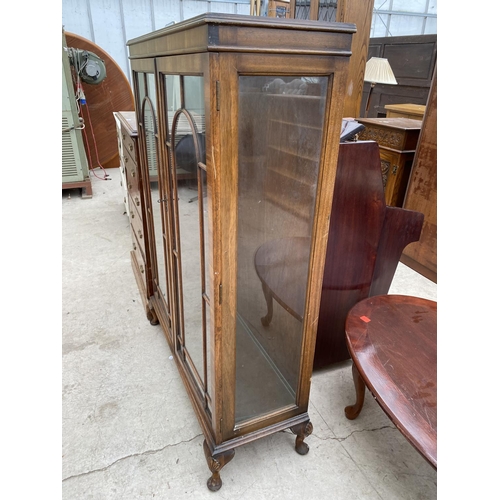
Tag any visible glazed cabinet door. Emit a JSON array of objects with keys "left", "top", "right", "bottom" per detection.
[
  {"left": 132, "top": 61, "right": 174, "bottom": 337},
  {"left": 156, "top": 54, "right": 215, "bottom": 431},
  {"left": 218, "top": 53, "right": 347, "bottom": 439}
]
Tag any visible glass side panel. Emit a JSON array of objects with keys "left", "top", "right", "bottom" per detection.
[
  {"left": 137, "top": 73, "right": 146, "bottom": 104},
  {"left": 143, "top": 96, "right": 167, "bottom": 306},
  {"left": 146, "top": 73, "right": 157, "bottom": 115},
  {"left": 235, "top": 75, "right": 328, "bottom": 424}
]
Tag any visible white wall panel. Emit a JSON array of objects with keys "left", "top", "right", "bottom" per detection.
[
  {"left": 88, "top": 0, "right": 128, "bottom": 71},
  {"left": 62, "top": 0, "right": 437, "bottom": 85},
  {"left": 123, "top": 0, "right": 154, "bottom": 39},
  {"left": 152, "top": 0, "right": 183, "bottom": 27},
  {"left": 62, "top": 0, "right": 93, "bottom": 41}
]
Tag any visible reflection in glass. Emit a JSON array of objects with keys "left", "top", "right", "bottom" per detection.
[
  {"left": 235, "top": 75, "right": 328, "bottom": 424},
  {"left": 143, "top": 96, "right": 167, "bottom": 307},
  {"left": 165, "top": 75, "right": 181, "bottom": 144}
]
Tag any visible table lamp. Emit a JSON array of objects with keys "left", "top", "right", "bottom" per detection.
[{"left": 363, "top": 57, "right": 397, "bottom": 117}]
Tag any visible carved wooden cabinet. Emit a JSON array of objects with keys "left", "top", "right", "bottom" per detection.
[
  {"left": 127, "top": 13, "right": 354, "bottom": 490},
  {"left": 357, "top": 117, "right": 422, "bottom": 207}
]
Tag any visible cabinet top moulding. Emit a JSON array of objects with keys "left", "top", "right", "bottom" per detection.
[{"left": 127, "top": 13, "right": 356, "bottom": 59}]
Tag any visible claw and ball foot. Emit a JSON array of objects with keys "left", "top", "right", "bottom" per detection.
[
  {"left": 290, "top": 420, "right": 313, "bottom": 455},
  {"left": 146, "top": 305, "right": 159, "bottom": 326},
  {"left": 344, "top": 363, "right": 366, "bottom": 420},
  {"left": 203, "top": 440, "right": 235, "bottom": 492}
]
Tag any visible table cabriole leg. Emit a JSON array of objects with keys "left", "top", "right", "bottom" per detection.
[
  {"left": 345, "top": 362, "right": 366, "bottom": 420},
  {"left": 260, "top": 282, "right": 274, "bottom": 326}
]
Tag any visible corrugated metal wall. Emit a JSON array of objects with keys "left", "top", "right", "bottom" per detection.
[
  {"left": 62, "top": 0, "right": 437, "bottom": 84},
  {"left": 62, "top": 0, "right": 252, "bottom": 82}
]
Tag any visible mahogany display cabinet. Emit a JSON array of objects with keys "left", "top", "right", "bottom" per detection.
[{"left": 127, "top": 13, "right": 354, "bottom": 491}]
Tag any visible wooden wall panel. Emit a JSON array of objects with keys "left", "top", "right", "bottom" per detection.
[
  {"left": 361, "top": 34, "right": 437, "bottom": 118},
  {"left": 400, "top": 69, "right": 437, "bottom": 283},
  {"left": 336, "top": 0, "right": 375, "bottom": 118}
]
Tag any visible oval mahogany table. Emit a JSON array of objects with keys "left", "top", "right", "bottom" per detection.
[{"left": 344, "top": 294, "right": 437, "bottom": 468}]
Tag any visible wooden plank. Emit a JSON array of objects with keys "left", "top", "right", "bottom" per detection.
[
  {"left": 336, "top": 0, "right": 375, "bottom": 118},
  {"left": 400, "top": 69, "right": 437, "bottom": 282}
]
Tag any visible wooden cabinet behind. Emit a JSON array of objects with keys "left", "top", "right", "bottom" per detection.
[
  {"left": 113, "top": 111, "right": 157, "bottom": 324},
  {"left": 127, "top": 14, "right": 355, "bottom": 491},
  {"left": 357, "top": 117, "right": 422, "bottom": 207}
]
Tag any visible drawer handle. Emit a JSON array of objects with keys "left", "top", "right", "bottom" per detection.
[
  {"left": 135, "top": 197, "right": 140, "bottom": 207},
  {"left": 129, "top": 144, "right": 134, "bottom": 152},
  {"left": 128, "top": 183, "right": 132, "bottom": 190},
  {"left": 124, "top": 156, "right": 128, "bottom": 163},
  {"left": 131, "top": 211, "right": 135, "bottom": 219},
  {"left": 140, "top": 265, "right": 144, "bottom": 274},
  {"left": 133, "top": 243, "right": 137, "bottom": 250},
  {"left": 138, "top": 230, "right": 143, "bottom": 239},
  {"left": 122, "top": 133, "right": 126, "bottom": 140},
  {"left": 131, "top": 170, "right": 136, "bottom": 177}
]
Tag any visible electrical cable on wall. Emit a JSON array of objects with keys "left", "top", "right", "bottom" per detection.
[{"left": 67, "top": 46, "right": 109, "bottom": 180}]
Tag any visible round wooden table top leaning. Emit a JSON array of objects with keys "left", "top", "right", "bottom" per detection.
[{"left": 344, "top": 294, "right": 437, "bottom": 468}]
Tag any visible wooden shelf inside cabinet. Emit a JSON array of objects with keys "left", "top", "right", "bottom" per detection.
[{"left": 263, "top": 94, "right": 325, "bottom": 221}]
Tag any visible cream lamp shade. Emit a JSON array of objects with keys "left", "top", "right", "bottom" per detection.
[
  {"left": 364, "top": 57, "right": 398, "bottom": 85},
  {"left": 363, "top": 57, "right": 397, "bottom": 117}
]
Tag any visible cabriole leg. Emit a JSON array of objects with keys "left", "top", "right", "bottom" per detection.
[
  {"left": 203, "top": 440, "right": 235, "bottom": 492},
  {"left": 290, "top": 420, "right": 313, "bottom": 455},
  {"left": 345, "top": 362, "right": 366, "bottom": 420}
]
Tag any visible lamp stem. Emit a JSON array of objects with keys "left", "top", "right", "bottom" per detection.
[{"left": 364, "top": 82, "right": 375, "bottom": 117}]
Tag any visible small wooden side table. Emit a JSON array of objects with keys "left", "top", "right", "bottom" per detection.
[
  {"left": 385, "top": 103, "right": 426, "bottom": 121},
  {"left": 344, "top": 294, "right": 437, "bottom": 468},
  {"left": 357, "top": 118, "right": 422, "bottom": 207}
]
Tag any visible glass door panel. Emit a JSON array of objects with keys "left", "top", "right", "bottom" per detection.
[
  {"left": 235, "top": 75, "right": 328, "bottom": 424},
  {"left": 165, "top": 74, "right": 211, "bottom": 409}
]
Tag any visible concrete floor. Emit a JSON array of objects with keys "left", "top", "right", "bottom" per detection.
[{"left": 62, "top": 169, "right": 437, "bottom": 499}]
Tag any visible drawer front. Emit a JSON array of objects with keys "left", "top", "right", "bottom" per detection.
[
  {"left": 128, "top": 187, "right": 143, "bottom": 218},
  {"left": 131, "top": 228, "right": 147, "bottom": 288},
  {"left": 129, "top": 193, "right": 146, "bottom": 251},
  {"left": 122, "top": 132, "right": 138, "bottom": 161},
  {"left": 125, "top": 156, "right": 140, "bottom": 198}
]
